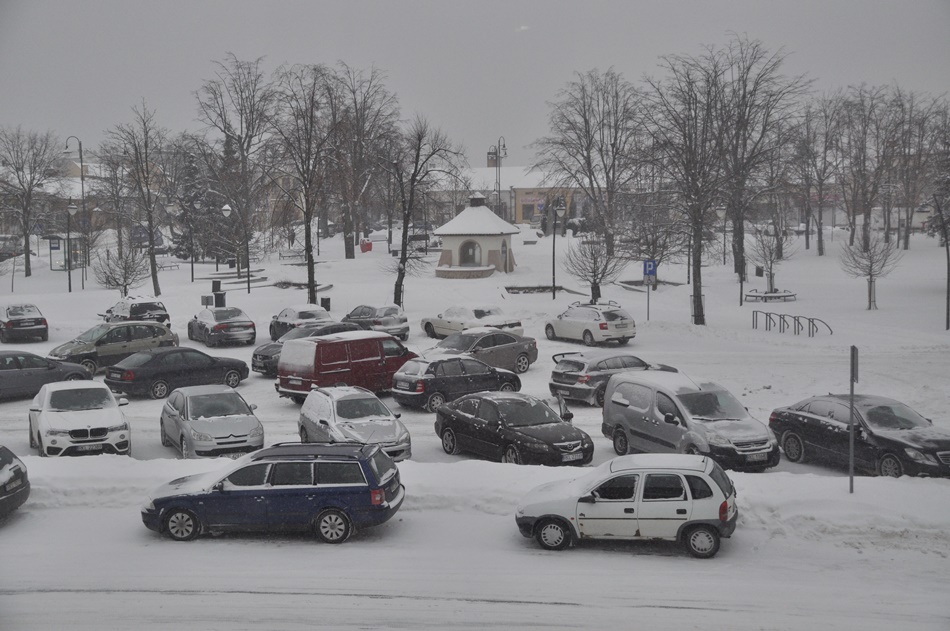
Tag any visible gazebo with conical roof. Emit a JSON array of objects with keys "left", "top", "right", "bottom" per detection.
[{"left": 433, "top": 194, "right": 519, "bottom": 279}]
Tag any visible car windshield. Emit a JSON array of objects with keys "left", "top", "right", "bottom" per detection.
[
  {"left": 297, "top": 311, "right": 327, "bottom": 320},
  {"left": 497, "top": 398, "right": 563, "bottom": 427},
  {"left": 336, "top": 397, "right": 392, "bottom": 420},
  {"left": 213, "top": 308, "right": 246, "bottom": 322},
  {"left": 189, "top": 393, "right": 251, "bottom": 419},
  {"left": 678, "top": 390, "right": 747, "bottom": 421},
  {"left": 603, "top": 309, "right": 632, "bottom": 322},
  {"left": 474, "top": 308, "right": 502, "bottom": 318},
  {"left": 48, "top": 388, "right": 115, "bottom": 411},
  {"left": 75, "top": 323, "right": 111, "bottom": 343},
  {"left": 397, "top": 360, "right": 429, "bottom": 376},
  {"left": 863, "top": 403, "right": 931, "bottom": 431},
  {"left": 439, "top": 333, "right": 479, "bottom": 351},
  {"left": 7, "top": 305, "right": 40, "bottom": 318}
]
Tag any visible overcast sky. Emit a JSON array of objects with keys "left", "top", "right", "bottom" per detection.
[{"left": 1, "top": 0, "right": 948, "bottom": 167}]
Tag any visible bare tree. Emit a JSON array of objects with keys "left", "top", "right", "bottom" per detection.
[
  {"left": 839, "top": 232, "right": 903, "bottom": 309},
  {"left": 88, "top": 140, "right": 131, "bottom": 258},
  {"left": 532, "top": 68, "right": 646, "bottom": 254},
  {"left": 929, "top": 107, "right": 950, "bottom": 330},
  {"left": 270, "top": 63, "right": 335, "bottom": 303},
  {"left": 327, "top": 63, "right": 399, "bottom": 260},
  {"left": 891, "top": 88, "right": 941, "bottom": 250},
  {"left": 0, "top": 126, "right": 64, "bottom": 276},
  {"left": 564, "top": 236, "right": 628, "bottom": 303},
  {"left": 92, "top": 247, "right": 150, "bottom": 297},
  {"left": 643, "top": 50, "right": 728, "bottom": 325},
  {"left": 747, "top": 224, "right": 796, "bottom": 293},
  {"left": 107, "top": 102, "right": 168, "bottom": 296},
  {"left": 388, "top": 116, "right": 464, "bottom": 306}
]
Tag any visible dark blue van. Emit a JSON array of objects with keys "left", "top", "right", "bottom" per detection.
[{"left": 142, "top": 443, "right": 404, "bottom": 543}]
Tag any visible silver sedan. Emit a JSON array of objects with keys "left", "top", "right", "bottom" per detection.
[{"left": 159, "top": 385, "right": 263, "bottom": 458}]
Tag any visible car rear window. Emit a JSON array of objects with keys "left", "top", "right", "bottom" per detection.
[
  {"left": 297, "top": 311, "right": 328, "bottom": 320},
  {"left": 130, "top": 302, "right": 166, "bottom": 315},
  {"left": 378, "top": 307, "right": 400, "bottom": 317},
  {"left": 7, "top": 305, "right": 40, "bottom": 317},
  {"left": 708, "top": 461, "right": 734, "bottom": 498},
  {"left": 213, "top": 308, "right": 245, "bottom": 322},
  {"left": 317, "top": 462, "right": 366, "bottom": 485},
  {"left": 555, "top": 359, "right": 585, "bottom": 372},
  {"left": 120, "top": 352, "right": 155, "bottom": 367},
  {"left": 686, "top": 475, "right": 714, "bottom": 500},
  {"left": 398, "top": 360, "right": 428, "bottom": 376},
  {"left": 603, "top": 309, "right": 632, "bottom": 322},
  {"left": 368, "top": 450, "right": 397, "bottom": 484}
]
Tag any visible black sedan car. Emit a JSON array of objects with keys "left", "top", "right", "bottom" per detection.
[
  {"left": 0, "top": 444, "right": 30, "bottom": 519},
  {"left": 187, "top": 307, "right": 256, "bottom": 347},
  {"left": 392, "top": 357, "right": 521, "bottom": 412},
  {"left": 0, "top": 351, "right": 90, "bottom": 399},
  {"left": 434, "top": 392, "right": 593, "bottom": 466},
  {"left": 252, "top": 321, "right": 360, "bottom": 377},
  {"left": 0, "top": 304, "right": 48, "bottom": 343},
  {"left": 104, "top": 347, "right": 249, "bottom": 399},
  {"left": 770, "top": 394, "right": 950, "bottom": 477},
  {"left": 549, "top": 350, "right": 677, "bottom": 407}
]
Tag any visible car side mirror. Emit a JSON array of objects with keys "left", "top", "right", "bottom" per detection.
[
  {"left": 319, "top": 419, "right": 329, "bottom": 425},
  {"left": 561, "top": 412, "right": 574, "bottom": 423},
  {"left": 394, "top": 412, "right": 401, "bottom": 419},
  {"left": 29, "top": 407, "right": 41, "bottom": 413},
  {"left": 437, "top": 314, "right": 442, "bottom": 319},
  {"left": 664, "top": 413, "right": 679, "bottom": 425},
  {"left": 272, "top": 315, "right": 277, "bottom": 320},
  {"left": 193, "top": 315, "right": 198, "bottom": 320},
  {"left": 118, "top": 397, "right": 129, "bottom": 406},
  {"left": 578, "top": 494, "right": 595, "bottom": 504},
  {"left": 249, "top": 403, "right": 258, "bottom": 411}
]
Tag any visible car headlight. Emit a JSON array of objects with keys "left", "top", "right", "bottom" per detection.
[
  {"left": 515, "top": 505, "right": 524, "bottom": 517},
  {"left": 191, "top": 429, "right": 213, "bottom": 441},
  {"left": 767, "top": 428, "right": 778, "bottom": 445},
  {"left": 248, "top": 424, "right": 263, "bottom": 438},
  {"left": 706, "top": 433, "right": 732, "bottom": 447},
  {"left": 396, "top": 426, "right": 411, "bottom": 443},
  {"left": 142, "top": 499, "right": 155, "bottom": 511},
  {"left": 107, "top": 422, "right": 129, "bottom": 432},
  {"left": 904, "top": 448, "right": 938, "bottom": 466},
  {"left": 46, "top": 429, "right": 71, "bottom": 436},
  {"left": 523, "top": 442, "right": 552, "bottom": 453}
]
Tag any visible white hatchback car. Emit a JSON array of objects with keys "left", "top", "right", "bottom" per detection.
[
  {"left": 544, "top": 301, "right": 636, "bottom": 346},
  {"left": 515, "top": 454, "right": 737, "bottom": 558},
  {"left": 29, "top": 381, "right": 131, "bottom": 457}
]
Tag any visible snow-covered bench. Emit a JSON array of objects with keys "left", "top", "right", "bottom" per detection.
[{"left": 745, "top": 289, "right": 797, "bottom": 302}]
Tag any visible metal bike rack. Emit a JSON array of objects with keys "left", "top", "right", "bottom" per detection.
[{"left": 752, "top": 311, "right": 832, "bottom": 337}]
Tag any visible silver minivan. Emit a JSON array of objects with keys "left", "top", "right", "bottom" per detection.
[{"left": 602, "top": 371, "right": 780, "bottom": 471}]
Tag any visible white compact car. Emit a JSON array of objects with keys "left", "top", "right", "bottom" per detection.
[
  {"left": 29, "top": 381, "right": 131, "bottom": 457},
  {"left": 544, "top": 301, "right": 636, "bottom": 346},
  {"left": 421, "top": 306, "right": 524, "bottom": 338},
  {"left": 299, "top": 386, "right": 411, "bottom": 461},
  {"left": 515, "top": 454, "right": 737, "bottom": 558}
]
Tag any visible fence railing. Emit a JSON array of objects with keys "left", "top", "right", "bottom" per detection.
[{"left": 752, "top": 310, "right": 833, "bottom": 337}]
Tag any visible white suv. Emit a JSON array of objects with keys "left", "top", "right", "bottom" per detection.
[
  {"left": 544, "top": 301, "right": 636, "bottom": 346},
  {"left": 515, "top": 454, "right": 737, "bottom": 558},
  {"left": 299, "top": 386, "right": 412, "bottom": 461}
]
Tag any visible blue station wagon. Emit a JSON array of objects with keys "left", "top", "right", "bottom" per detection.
[{"left": 141, "top": 443, "right": 405, "bottom": 543}]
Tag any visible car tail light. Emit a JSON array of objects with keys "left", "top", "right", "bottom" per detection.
[
  {"left": 40, "top": 318, "right": 48, "bottom": 326},
  {"left": 370, "top": 489, "right": 384, "bottom": 505},
  {"left": 120, "top": 370, "right": 135, "bottom": 381},
  {"left": 768, "top": 412, "right": 779, "bottom": 426},
  {"left": 372, "top": 319, "right": 382, "bottom": 325},
  {"left": 415, "top": 380, "right": 425, "bottom": 393},
  {"left": 576, "top": 375, "right": 591, "bottom": 384},
  {"left": 249, "top": 322, "right": 255, "bottom": 329},
  {"left": 213, "top": 324, "right": 228, "bottom": 331},
  {"left": 3, "top": 321, "right": 12, "bottom": 328},
  {"left": 719, "top": 500, "right": 729, "bottom": 522},
  {"left": 599, "top": 323, "right": 608, "bottom": 330}
]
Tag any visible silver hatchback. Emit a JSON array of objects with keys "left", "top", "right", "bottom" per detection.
[{"left": 159, "top": 385, "right": 263, "bottom": 458}]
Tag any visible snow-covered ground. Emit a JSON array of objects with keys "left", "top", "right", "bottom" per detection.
[{"left": 1, "top": 229, "right": 949, "bottom": 629}]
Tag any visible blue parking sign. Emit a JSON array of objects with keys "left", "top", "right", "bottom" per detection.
[{"left": 643, "top": 260, "right": 657, "bottom": 276}]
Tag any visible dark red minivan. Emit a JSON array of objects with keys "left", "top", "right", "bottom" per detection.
[{"left": 275, "top": 331, "right": 417, "bottom": 402}]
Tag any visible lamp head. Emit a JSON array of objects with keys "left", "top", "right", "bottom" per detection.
[
  {"left": 67, "top": 203, "right": 78, "bottom": 216},
  {"left": 221, "top": 204, "right": 232, "bottom": 218}
]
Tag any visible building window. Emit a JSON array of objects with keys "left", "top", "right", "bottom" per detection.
[{"left": 459, "top": 240, "right": 481, "bottom": 267}]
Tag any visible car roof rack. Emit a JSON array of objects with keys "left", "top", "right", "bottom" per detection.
[
  {"left": 569, "top": 299, "right": 620, "bottom": 308},
  {"left": 250, "top": 442, "right": 369, "bottom": 461}
]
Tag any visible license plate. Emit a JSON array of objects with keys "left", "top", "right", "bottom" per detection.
[
  {"left": 615, "top": 323, "right": 627, "bottom": 329},
  {"left": 19, "top": 320, "right": 35, "bottom": 327},
  {"left": 558, "top": 389, "right": 570, "bottom": 395},
  {"left": 562, "top": 452, "right": 583, "bottom": 462},
  {"left": 6, "top": 478, "right": 22, "bottom": 490},
  {"left": 289, "top": 378, "right": 302, "bottom": 385},
  {"left": 76, "top": 444, "right": 102, "bottom": 452},
  {"left": 747, "top": 452, "right": 767, "bottom": 462},
  {"left": 396, "top": 382, "right": 410, "bottom": 390}
]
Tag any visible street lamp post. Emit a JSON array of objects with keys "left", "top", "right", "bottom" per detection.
[
  {"left": 552, "top": 197, "right": 566, "bottom": 300},
  {"left": 65, "top": 201, "right": 79, "bottom": 292},
  {"left": 222, "top": 204, "right": 252, "bottom": 294},
  {"left": 65, "top": 136, "right": 86, "bottom": 289},
  {"left": 487, "top": 137, "right": 507, "bottom": 220}
]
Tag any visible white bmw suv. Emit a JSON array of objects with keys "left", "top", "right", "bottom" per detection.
[
  {"left": 544, "top": 301, "right": 636, "bottom": 346},
  {"left": 515, "top": 453, "right": 737, "bottom": 558}
]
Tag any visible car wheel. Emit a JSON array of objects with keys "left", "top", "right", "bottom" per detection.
[
  {"left": 502, "top": 444, "right": 523, "bottom": 465},
  {"left": 441, "top": 428, "right": 460, "bottom": 455},
  {"left": 878, "top": 453, "right": 904, "bottom": 478},
  {"left": 499, "top": 382, "right": 516, "bottom": 392},
  {"left": 781, "top": 432, "right": 805, "bottom": 463},
  {"left": 684, "top": 525, "right": 721, "bottom": 558},
  {"left": 424, "top": 323, "right": 436, "bottom": 338},
  {"left": 164, "top": 508, "right": 200, "bottom": 541},
  {"left": 595, "top": 385, "right": 606, "bottom": 407},
  {"left": 425, "top": 392, "right": 446, "bottom": 413},
  {"left": 315, "top": 509, "right": 351, "bottom": 544},
  {"left": 684, "top": 446, "right": 701, "bottom": 455},
  {"left": 149, "top": 380, "right": 170, "bottom": 399},
  {"left": 66, "top": 373, "right": 84, "bottom": 381},
  {"left": 514, "top": 353, "right": 530, "bottom": 374},
  {"left": 40, "top": 331, "right": 49, "bottom": 341},
  {"left": 187, "top": 324, "right": 195, "bottom": 341},
  {"left": 613, "top": 429, "right": 629, "bottom": 456},
  {"left": 544, "top": 324, "right": 556, "bottom": 341},
  {"left": 299, "top": 427, "right": 309, "bottom": 443},
  {"left": 223, "top": 370, "right": 241, "bottom": 388},
  {"left": 582, "top": 330, "right": 595, "bottom": 346},
  {"left": 535, "top": 519, "right": 572, "bottom": 551},
  {"left": 38, "top": 436, "right": 47, "bottom": 457},
  {"left": 399, "top": 333, "right": 409, "bottom": 342},
  {"left": 29, "top": 425, "right": 36, "bottom": 449},
  {"left": 180, "top": 435, "right": 194, "bottom": 459},
  {"left": 246, "top": 336, "right": 256, "bottom": 346},
  {"left": 270, "top": 324, "right": 278, "bottom": 341},
  {"left": 160, "top": 421, "right": 170, "bottom": 447},
  {"left": 0, "top": 330, "right": 7, "bottom": 343},
  {"left": 617, "top": 338, "right": 629, "bottom": 346},
  {"left": 291, "top": 395, "right": 306, "bottom": 405},
  {"left": 80, "top": 358, "right": 98, "bottom": 374}
]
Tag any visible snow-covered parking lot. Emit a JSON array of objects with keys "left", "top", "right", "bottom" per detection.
[{"left": 1, "top": 231, "right": 949, "bottom": 629}]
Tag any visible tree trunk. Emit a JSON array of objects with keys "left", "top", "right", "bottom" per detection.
[
  {"left": 691, "top": 226, "right": 705, "bottom": 326},
  {"left": 146, "top": 210, "right": 161, "bottom": 297},
  {"left": 731, "top": 212, "right": 745, "bottom": 275},
  {"left": 903, "top": 206, "right": 913, "bottom": 250},
  {"left": 590, "top": 283, "right": 601, "bottom": 304},
  {"left": 392, "top": 207, "right": 411, "bottom": 306},
  {"left": 343, "top": 204, "right": 355, "bottom": 259},
  {"left": 21, "top": 221, "right": 32, "bottom": 277},
  {"left": 304, "top": 210, "right": 316, "bottom": 304},
  {"left": 804, "top": 201, "right": 812, "bottom": 251}
]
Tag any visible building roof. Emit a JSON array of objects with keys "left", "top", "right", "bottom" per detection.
[{"left": 434, "top": 205, "right": 519, "bottom": 236}]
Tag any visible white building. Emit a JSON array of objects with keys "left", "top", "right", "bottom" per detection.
[{"left": 433, "top": 194, "right": 519, "bottom": 279}]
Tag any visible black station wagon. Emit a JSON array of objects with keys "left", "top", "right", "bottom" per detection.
[{"left": 391, "top": 357, "right": 521, "bottom": 412}]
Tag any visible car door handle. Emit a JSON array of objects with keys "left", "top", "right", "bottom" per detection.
[
  {"left": 624, "top": 508, "right": 635, "bottom": 514},
  {"left": 676, "top": 509, "right": 687, "bottom": 515}
]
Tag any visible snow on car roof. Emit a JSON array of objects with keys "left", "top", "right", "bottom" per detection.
[
  {"left": 173, "top": 384, "right": 239, "bottom": 396},
  {"left": 42, "top": 380, "right": 110, "bottom": 392},
  {"left": 612, "top": 370, "right": 707, "bottom": 393},
  {"left": 288, "top": 304, "right": 326, "bottom": 312},
  {"left": 609, "top": 454, "right": 709, "bottom": 473}
]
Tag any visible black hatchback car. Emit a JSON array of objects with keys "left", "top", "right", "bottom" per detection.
[
  {"left": 770, "top": 394, "right": 950, "bottom": 477},
  {"left": 392, "top": 357, "right": 521, "bottom": 412},
  {"left": 252, "top": 321, "right": 361, "bottom": 377},
  {"left": 435, "top": 392, "right": 594, "bottom": 466},
  {"left": 549, "top": 350, "right": 677, "bottom": 407},
  {"left": 141, "top": 442, "right": 405, "bottom": 543},
  {"left": 0, "top": 444, "right": 30, "bottom": 519},
  {"left": 104, "top": 347, "right": 249, "bottom": 399},
  {"left": 0, "top": 304, "right": 48, "bottom": 343}
]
